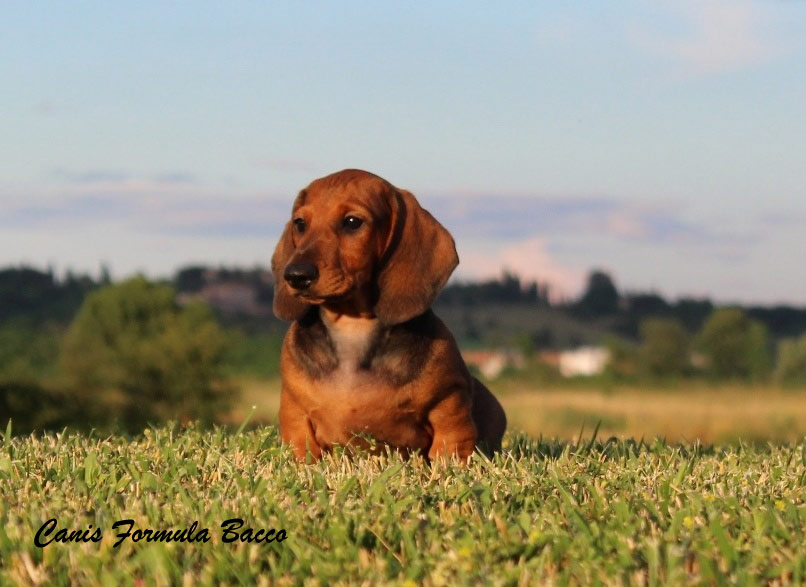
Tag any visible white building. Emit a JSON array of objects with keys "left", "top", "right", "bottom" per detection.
[
  {"left": 558, "top": 346, "right": 610, "bottom": 377},
  {"left": 461, "top": 350, "right": 525, "bottom": 380}
]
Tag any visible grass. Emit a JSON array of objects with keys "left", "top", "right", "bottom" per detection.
[{"left": 1, "top": 423, "right": 804, "bottom": 585}]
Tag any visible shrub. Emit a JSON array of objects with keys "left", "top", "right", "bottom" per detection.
[
  {"left": 221, "top": 331, "right": 284, "bottom": 378},
  {"left": 0, "top": 380, "right": 81, "bottom": 434},
  {"left": 698, "top": 308, "right": 771, "bottom": 381},
  {"left": 774, "top": 335, "right": 806, "bottom": 385},
  {"left": 603, "top": 335, "right": 639, "bottom": 380},
  {"left": 638, "top": 317, "right": 689, "bottom": 378}
]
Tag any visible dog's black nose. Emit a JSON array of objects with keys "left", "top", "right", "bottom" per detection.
[{"left": 284, "top": 263, "right": 319, "bottom": 290}]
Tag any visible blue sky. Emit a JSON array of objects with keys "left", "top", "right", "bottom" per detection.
[{"left": 2, "top": 1, "right": 805, "bottom": 303}]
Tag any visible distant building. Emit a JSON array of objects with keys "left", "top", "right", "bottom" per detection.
[
  {"left": 461, "top": 349, "right": 525, "bottom": 379},
  {"left": 176, "top": 267, "right": 274, "bottom": 316},
  {"left": 557, "top": 346, "right": 610, "bottom": 377},
  {"left": 178, "top": 281, "right": 271, "bottom": 316}
]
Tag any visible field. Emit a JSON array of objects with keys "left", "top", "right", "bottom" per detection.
[
  {"left": 498, "top": 384, "right": 806, "bottom": 444},
  {"left": 1, "top": 421, "right": 804, "bottom": 584},
  {"left": 236, "top": 378, "right": 806, "bottom": 444}
]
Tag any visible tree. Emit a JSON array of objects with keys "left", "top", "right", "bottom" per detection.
[
  {"left": 774, "top": 336, "right": 806, "bottom": 385},
  {"left": 175, "top": 266, "right": 208, "bottom": 293},
  {"left": 697, "top": 308, "right": 771, "bottom": 381},
  {"left": 576, "top": 270, "right": 619, "bottom": 317},
  {"left": 61, "top": 277, "right": 236, "bottom": 429},
  {"left": 626, "top": 294, "right": 671, "bottom": 318},
  {"left": 673, "top": 298, "right": 714, "bottom": 333},
  {"left": 638, "top": 318, "right": 689, "bottom": 378}
]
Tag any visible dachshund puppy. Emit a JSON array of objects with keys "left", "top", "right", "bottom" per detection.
[{"left": 272, "top": 169, "right": 506, "bottom": 462}]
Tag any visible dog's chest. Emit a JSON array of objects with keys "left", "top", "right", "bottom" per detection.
[
  {"left": 328, "top": 322, "right": 376, "bottom": 372},
  {"left": 324, "top": 324, "right": 400, "bottom": 395},
  {"left": 308, "top": 374, "right": 425, "bottom": 451},
  {"left": 310, "top": 317, "right": 424, "bottom": 444},
  {"left": 293, "top": 310, "right": 433, "bottom": 386}
]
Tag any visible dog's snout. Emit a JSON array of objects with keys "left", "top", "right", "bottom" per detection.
[{"left": 284, "top": 263, "right": 319, "bottom": 290}]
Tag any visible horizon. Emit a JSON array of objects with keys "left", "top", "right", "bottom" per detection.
[
  {"left": 6, "top": 259, "right": 804, "bottom": 311},
  {"left": 4, "top": 2, "right": 805, "bottom": 305}
]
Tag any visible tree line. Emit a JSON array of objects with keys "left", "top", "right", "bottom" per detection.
[
  {"left": 571, "top": 271, "right": 806, "bottom": 384},
  {"left": 2, "top": 265, "right": 806, "bottom": 433},
  {"left": 3, "top": 265, "right": 806, "bottom": 341}
]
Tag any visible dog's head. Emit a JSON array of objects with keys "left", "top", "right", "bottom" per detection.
[{"left": 271, "top": 169, "right": 458, "bottom": 325}]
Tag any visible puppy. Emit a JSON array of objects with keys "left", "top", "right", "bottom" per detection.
[{"left": 272, "top": 169, "right": 506, "bottom": 462}]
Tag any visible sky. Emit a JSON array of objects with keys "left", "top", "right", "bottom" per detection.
[{"left": 2, "top": 1, "right": 805, "bottom": 304}]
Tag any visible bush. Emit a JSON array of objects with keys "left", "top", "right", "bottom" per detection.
[
  {"left": 221, "top": 331, "right": 284, "bottom": 378},
  {"left": 61, "top": 277, "right": 236, "bottom": 430},
  {"left": 603, "top": 335, "right": 639, "bottom": 381},
  {"left": 698, "top": 308, "right": 771, "bottom": 381},
  {"left": 638, "top": 318, "right": 689, "bottom": 378},
  {"left": 774, "top": 336, "right": 806, "bottom": 385},
  {"left": 0, "top": 380, "right": 81, "bottom": 434}
]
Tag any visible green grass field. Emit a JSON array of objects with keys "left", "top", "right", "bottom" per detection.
[{"left": 1, "top": 423, "right": 804, "bottom": 585}]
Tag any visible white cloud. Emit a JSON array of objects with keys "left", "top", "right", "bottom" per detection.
[{"left": 632, "top": 0, "right": 781, "bottom": 75}]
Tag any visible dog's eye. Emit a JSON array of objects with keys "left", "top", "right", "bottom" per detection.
[
  {"left": 293, "top": 218, "right": 306, "bottom": 234},
  {"left": 341, "top": 215, "right": 364, "bottom": 232}
]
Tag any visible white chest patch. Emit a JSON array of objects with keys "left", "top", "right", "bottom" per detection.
[{"left": 321, "top": 313, "right": 381, "bottom": 374}]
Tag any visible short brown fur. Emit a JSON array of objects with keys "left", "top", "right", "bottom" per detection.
[{"left": 272, "top": 169, "right": 506, "bottom": 462}]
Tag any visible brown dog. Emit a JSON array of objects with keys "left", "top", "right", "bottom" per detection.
[{"left": 271, "top": 169, "right": 506, "bottom": 462}]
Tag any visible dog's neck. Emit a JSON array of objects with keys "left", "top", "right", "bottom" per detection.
[{"left": 319, "top": 307, "right": 381, "bottom": 371}]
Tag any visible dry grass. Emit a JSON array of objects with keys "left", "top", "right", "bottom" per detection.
[
  {"left": 499, "top": 384, "right": 806, "bottom": 444},
  {"left": 233, "top": 378, "right": 806, "bottom": 444}
]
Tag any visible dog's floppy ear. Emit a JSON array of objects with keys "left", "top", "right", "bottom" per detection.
[
  {"left": 271, "top": 220, "right": 310, "bottom": 322},
  {"left": 374, "top": 189, "right": 458, "bottom": 325}
]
